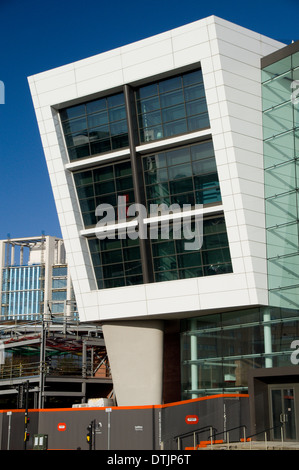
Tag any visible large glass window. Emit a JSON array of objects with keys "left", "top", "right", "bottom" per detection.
[
  {"left": 60, "top": 92, "right": 129, "bottom": 161},
  {"left": 73, "top": 160, "right": 134, "bottom": 228},
  {"left": 150, "top": 214, "right": 232, "bottom": 283},
  {"left": 142, "top": 140, "right": 221, "bottom": 208},
  {"left": 136, "top": 69, "right": 210, "bottom": 143},
  {"left": 181, "top": 307, "right": 299, "bottom": 399},
  {"left": 88, "top": 237, "right": 143, "bottom": 289}
]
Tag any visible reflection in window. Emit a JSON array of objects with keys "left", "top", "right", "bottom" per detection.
[
  {"left": 142, "top": 140, "right": 221, "bottom": 208},
  {"left": 88, "top": 237, "right": 143, "bottom": 289},
  {"left": 181, "top": 307, "right": 299, "bottom": 398},
  {"left": 60, "top": 92, "right": 128, "bottom": 161},
  {"left": 136, "top": 69, "right": 210, "bottom": 143},
  {"left": 150, "top": 214, "right": 232, "bottom": 283},
  {"left": 73, "top": 160, "right": 134, "bottom": 228}
]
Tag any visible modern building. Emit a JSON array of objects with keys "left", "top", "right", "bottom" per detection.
[
  {"left": 0, "top": 235, "right": 74, "bottom": 321},
  {"left": 28, "top": 16, "right": 299, "bottom": 441}
]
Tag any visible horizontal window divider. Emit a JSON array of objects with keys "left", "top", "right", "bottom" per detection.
[
  {"left": 263, "top": 127, "right": 299, "bottom": 142},
  {"left": 266, "top": 219, "right": 299, "bottom": 230},
  {"left": 268, "top": 252, "right": 299, "bottom": 261},
  {"left": 265, "top": 188, "right": 299, "bottom": 200},
  {"left": 65, "top": 148, "right": 131, "bottom": 171},
  {"left": 183, "top": 315, "right": 299, "bottom": 336},
  {"left": 269, "top": 283, "right": 299, "bottom": 291},
  {"left": 143, "top": 205, "right": 222, "bottom": 225},
  {"left": 135, "top": 129, "right": 212, "bottom": 154},
  {"left": 263, "top": 99, "right": 293, "bottom": 114},
  {"left": 80, "top": 220, "right": 138, "bottom": 238},
  {"left": 80, "top": 206, "right": 223, "bottom": 237},
  {"left": 265, "top": 157, "right": 299, "bottom": 171},
  {"left": 184, "top": 350, "right": 295, "bottom": 365},
  {"left": 262, "top": 69, "right": 293, "bottom": 85}
]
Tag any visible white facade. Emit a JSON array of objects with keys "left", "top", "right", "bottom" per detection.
[{"left": 28, "top": 16, "right": 286, "bottom": 405}]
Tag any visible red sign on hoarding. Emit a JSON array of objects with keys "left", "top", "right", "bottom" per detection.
[
  {"left": 185, "top": 415, "right": 199, "bottom": 425},
  {"left": 57, "top": 423, "right": 66, "bottom": 431}
]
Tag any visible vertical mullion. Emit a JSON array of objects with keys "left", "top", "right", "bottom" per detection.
[{"left": 124, "top": 84, "right": 153, "bottom": 284}]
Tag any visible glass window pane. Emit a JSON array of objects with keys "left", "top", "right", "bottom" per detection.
[
  {"left": 266, "top": 191, "right": 297, "bottom": 227},
  {"left": 169, "top": 178, "right": 193, "bottom": 194},
  {"left": 60, "top": 104, "right": 85, "bottom": 121},
  {"left": 263, "top": 102, "right": 293, "bottom": 139},
  {"left": 163, "top": 119, "right": 187, "bottom": 137},
  {"left": 136, "top": 83, "right": 158, "bottom": 100},
  {"left": 52, "top": 266, "right": 67, "bottom": 276},
  {"left": 160, "top": 89, "right": 184, "bottom": 108},
  {"left": 186, "top": 99, "right": 208, "bottom": 116},
  {"left": 109, "top": 107, "right": 127, "bottom": 122},
  {"left": 86, "top": 98, "right": 106, "bottom": 114},
  {"left": 137, "top": 69, "right": 209, "bottom": 144},
  {"left": 262, "top": 57, "right": 292, "bottom": 82},
  {"left": 52, "top": 278, "right": 67, "bottom": 289},
  {"left": 268, "top": 254, "right": 299, "bottom": 289},
  {"left": 87, "top": 111, "right": 108, "bottom": 127},
  {"left": 52, "top": 290, "right": 67, "bottom": 301},
  {"left": 90, "top": 139, "right": 111, "bottom": 155},
  {"left": 62, "top": 117, "right": 87, "bottom": 134},
  {"left": 152, "top": 241, "right": 175, "bottom": 257},
  {"left": 265, "top": 161, "right": 296, "bottom": 198},
  {"left": 61, "top": 92, "right": 128, "bottom": 161},
  {"left": 166, "top": 147, "right": 190, "bottom": 166},
  {"left": 74, "top": 171, "right": 93, "bottom": 186},
  {"left": 262, "top": 72, "right": 292, "bottom": 110},
  {"left": 188, "top": 114, "right": 209, "bottom": 131},
  {"left": 267, "top": 223, "right": 298, "bottom": 258},
  {"left": 184, "top": 84, "right": 205, "bottom": 101},
  {"left": 107, "top": 93, "right": 125, "bottom": 108},
  {"left": 159, "top": 76, "right": 182, "bottom": 93},
  {"left": 168, "top": 163, "right": 192, "bottom": 180},
  {"left": 183, "top": 69, "right": 203, "bottom": 86},
  {"left": 101, "top": 250, "right": 123, "bottom": 265},
  {"left": 137, "top": 96, "right": 160, "bottom": 114},
  {"left": 93, "top": 166, "right": 114, "bottom": 182},
  {"left": 264, "top": 131, "right": 295, "bottom": 167}
]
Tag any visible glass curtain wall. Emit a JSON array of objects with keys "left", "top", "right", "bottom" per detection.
[
  {"left": 136, "top": 69, "right": 209, "bottom": 143},
  {"left": 262, "top": 51, "right": 299, "bottom": 309},
  {"left": 142, "top": 140, "right": 221, "bottom": 207},
  {"left": 181, "top": 307, "right": 299, "bottom": 399},
  {"left": 60, "top": 92, "right": 129, "bottom": 161},
  {"left": 1, "top": 266, "right": 42, "bottom": 320},
  {"left": 73, "top": 160, "right": 134, "bottom": 228},
  {"left": 65, "top": 68, "right": 234, "bottom": 290}
]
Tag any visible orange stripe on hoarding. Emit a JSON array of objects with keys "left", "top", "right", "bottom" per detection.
[{"left": 0, "top": 393, "right": 249, "bottom": 413}]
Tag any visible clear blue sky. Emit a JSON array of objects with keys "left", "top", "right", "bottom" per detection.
[{"left": 0, "top": 0, "right": 298, "bottom": 241}]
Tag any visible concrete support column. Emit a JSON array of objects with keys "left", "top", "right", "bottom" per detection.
[{"left": 102, "top": 320, "right": 164, "bottom": 406}]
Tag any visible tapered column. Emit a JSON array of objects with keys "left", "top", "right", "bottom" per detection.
[{"left": 102, "top": 320, "right": 164, "bottom": 406}]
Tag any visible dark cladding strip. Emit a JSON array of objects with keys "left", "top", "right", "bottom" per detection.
[{"left": 261, "top": 39, "right": 299, "bottom": 69}]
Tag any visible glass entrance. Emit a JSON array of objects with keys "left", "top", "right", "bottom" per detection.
[{"left": 270, "top": 387, "right": 296, "bottom": 440}]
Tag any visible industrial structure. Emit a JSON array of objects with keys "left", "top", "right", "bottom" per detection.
[
  {"left": 17, "top": 15, "right": 299, "bottom": 447},
  {"left": 0, "top": 236, "right": 112, "bottom": 409}
]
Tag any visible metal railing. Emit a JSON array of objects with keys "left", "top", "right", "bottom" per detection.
[
  {"left": 0, "top": 362, "right": 41, "bottom": 380},
  {"left": 174, "top": 425, "right": 217, "bottom": 450},
  {"left": 244, "top": 424, "right": 284, "bottom": 450},
  {"left": 207, "top": 425, "right": 247, "bottom": 449}
]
